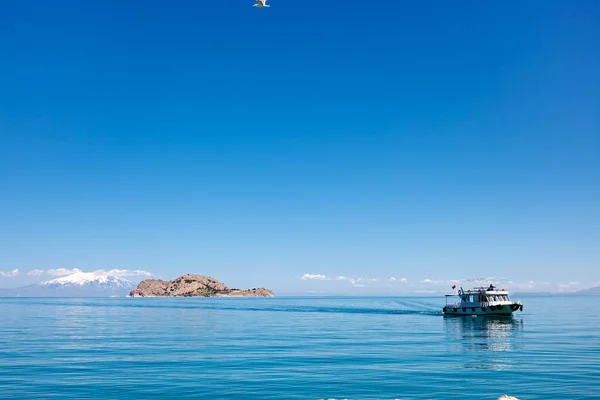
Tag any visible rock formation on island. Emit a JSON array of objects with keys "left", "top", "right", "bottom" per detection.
[{"left": 129, "top": 274, "right": 274, "bottom": 297}]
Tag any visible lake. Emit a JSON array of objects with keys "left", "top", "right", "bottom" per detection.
[{"left": 1, "top": 296, "right": 599, "bottom": 399}]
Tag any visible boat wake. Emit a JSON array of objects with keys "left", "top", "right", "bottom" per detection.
[
  {"left": 14, "top": 298, "right": 444, "bottom": 316},
  {"left": 225, "top": 305, "right": 443, "bottom": 316},
  {"left": 123, "top": 299, "right": 443, "bottom": 316}
]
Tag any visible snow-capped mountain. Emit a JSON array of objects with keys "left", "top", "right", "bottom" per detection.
[
  {"left": 38, "top": 272, "right": 134, "bottom": 289},
  {"left": 1, "top": 272, "right": 136, "bottom": 297}
]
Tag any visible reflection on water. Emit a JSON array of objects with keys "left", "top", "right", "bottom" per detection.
[{"left": 443, "top": 315, "right": 524, "bottom": 370}]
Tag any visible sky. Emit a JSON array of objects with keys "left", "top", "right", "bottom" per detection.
[{"left": 1, "top": 0, "right": 599, "bottom": 294}]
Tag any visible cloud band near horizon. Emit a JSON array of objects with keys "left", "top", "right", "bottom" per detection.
[
  {"left": 300, "top": 273, "right": 599, "bottom": 293},
  {"left": 25, "top": 268, "right": 153, "bottom": 278}
]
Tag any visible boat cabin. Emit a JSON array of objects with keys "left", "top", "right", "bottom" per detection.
[{"left": 445, "top": 284, "right": 513, "bottom": 308}]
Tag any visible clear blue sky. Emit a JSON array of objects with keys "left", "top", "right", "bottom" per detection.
[{"left": 1, "top": 0, "right": 599, "bottom": 293}]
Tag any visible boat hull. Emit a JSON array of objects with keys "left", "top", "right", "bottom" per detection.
[{"left": 443, "top": 303, "right": 522, "bottom": 316}]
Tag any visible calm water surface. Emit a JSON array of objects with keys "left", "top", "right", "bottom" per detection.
[{"left": 1, "top": 296, "right": 599, "bottom": 399}]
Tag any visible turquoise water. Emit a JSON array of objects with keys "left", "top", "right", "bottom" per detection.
[{"left": 1, "top": 296, "right": 599, "bottom": 399}]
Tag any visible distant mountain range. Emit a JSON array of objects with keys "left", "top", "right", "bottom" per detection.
[
  {"left": 514, "top": 286, "right": 600, "bottom": 297},
  {"left": 575, "top": 286, "right": 600, "bottom": 295},
  {"left": 0, "top": 272, "right": 136, "bottom": 297}
]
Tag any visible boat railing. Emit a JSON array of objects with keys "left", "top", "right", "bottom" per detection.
[{"left": 446, "top": 299, "right": 515, "bottom": 308}]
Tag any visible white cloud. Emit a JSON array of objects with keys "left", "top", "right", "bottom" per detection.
[
  {"left": 27, "top": 268, "right": 82, "bottom": 277},
  {"left": 300, "top": 273, "right": 377, "bottom": 287},
  {"left": 93, "top": 269, "right": 153, "bottom": 277},
  {"left": 26, "top": 268, "right": 153, "bottom": 278},
  {"left": 335, "top": 276, "right": 377, "bottom": 287},
  {"left": 414, "top": 277, "right": 596, "bottom": 293},
  {"left": 504, "top": 280, "right": 561, "bottom": 290},
  {"left": 0, "top": 269, "right": 20, "bottom": 277},
  {"left": 356, "top": 278, "right": 378, "bottom": 283},
  {"left": 301, "top": 273, "right": 328, "bottom": 281},
  {"left": 557, "top": 281, "right": 583, "bottom": 291},
  {"left": 420, "top": 277, "right": 526, "bottom": 288},
  {"left": 420, "top": 278, "right": 454, "bottom": 285},
  {"left": 300, "top": 274, "right": 599, "bottom": 293},
  {"left": 464, "top": 277, "right": 508, "bottom": 283},
  {"left": 420, "top": 278, "right": 460, "bottom": 285}
]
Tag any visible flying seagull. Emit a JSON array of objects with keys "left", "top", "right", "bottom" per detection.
[{"left": 253, "top": 0, "right": 270, "bottom": 8}]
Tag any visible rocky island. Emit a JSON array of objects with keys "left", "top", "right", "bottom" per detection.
[{"left": 129, "top": 274, "right": 274, "bottom": 297}]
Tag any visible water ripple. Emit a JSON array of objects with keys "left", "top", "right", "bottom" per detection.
[{"left": 1, "top": 296, "right": 599, "bottom": 399}]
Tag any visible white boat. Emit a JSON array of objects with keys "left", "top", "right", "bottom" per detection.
[{"left": 443, "top": 284, "right": 523, "bottom": 316}]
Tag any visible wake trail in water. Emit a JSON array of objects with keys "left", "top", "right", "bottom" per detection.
[
  {"left": 12, "top": 298, "right": 444, "bottom": 316},
  {"left": 111, "top": 302, "right": 443, "bottom": 316},
  {"left": 390, "top": 298, "right": 442, "bottom": 312},
  {"left": 222, "top": 305, "right": 442, "bottom": 316}
]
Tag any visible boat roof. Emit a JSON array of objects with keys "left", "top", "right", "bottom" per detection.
[
  {"left": 453, "top": 290, "right": 510, "bottom": 295},
  {"left": 470, "top": 285, "right": 509, "bottom": 291},
  {"left": 445, "top": 284, "right": 511, "bottom": 296},
  {"left": 452, "top": 287, "right": 511, "bottom": 294}
]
